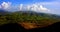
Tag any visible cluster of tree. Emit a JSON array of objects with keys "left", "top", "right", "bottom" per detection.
[{"left": 0, "top": 11, "right": 60, "bottom": 25}]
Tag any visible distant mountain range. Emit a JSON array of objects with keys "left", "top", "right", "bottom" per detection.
[{"left": 0, "top": 9, "right": 11, "bottom": 15}]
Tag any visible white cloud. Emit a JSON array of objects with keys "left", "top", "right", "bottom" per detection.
[
  {"left": 32, "top": 4, "right": 50, "bottom": 12},
  {"left": 19, "top": 4, "right": 23, "bottom": 10},
  {"left": 27, "top": 5, "right": 31, "bottom": 10},
  {"left": 31, "top": 4, "right": 39, "bottom": 11},
  {"left": 39, "top": 5, "right": 50, "bottom": 11},
  {"left": 0, "top": 2, "right": 11, "bottom": 10},
  {"left": 19, "top": 3, "right": 50, "bottom": 12}
]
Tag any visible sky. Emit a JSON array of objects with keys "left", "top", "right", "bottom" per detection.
[{"left": 0, "top": 0, "right": 60, "bottom": 15}]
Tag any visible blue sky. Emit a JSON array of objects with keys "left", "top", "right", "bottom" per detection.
[
  {"left": 0, "top": 0, "right": 60, "bottom": 15},
  {"left": 0, "top": 0, "right": 57, "bottom": 5}
]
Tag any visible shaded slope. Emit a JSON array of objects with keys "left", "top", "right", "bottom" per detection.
[
  {"left": 0, "top": 23, "right": 27, "bottom": 32},
  {"left": 0, "top": 22, "right": 60, "bottom": 32}
]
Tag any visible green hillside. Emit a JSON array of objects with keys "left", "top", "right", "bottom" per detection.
[{"left": 0, "top": 11, "right": 60, "bottom": 25}]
